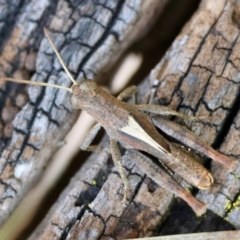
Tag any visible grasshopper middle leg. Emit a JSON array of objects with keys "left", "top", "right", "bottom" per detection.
[{"left": 136, "top": 104, "right": 205, "bottom": 121}]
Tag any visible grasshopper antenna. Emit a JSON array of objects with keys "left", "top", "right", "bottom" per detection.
[
  {"left": 43, "top": 28, "right": 78, "bottom": 86},
  {"left": 1, "top": 78, "right": 72, "bottom": 92},
  {"left": 0, "top": 28, "right": 78, "bottom": 93}
]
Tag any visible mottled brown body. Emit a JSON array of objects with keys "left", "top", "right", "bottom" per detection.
[{"left": 70, "top": 81, "right": 236, "bottom": 190}]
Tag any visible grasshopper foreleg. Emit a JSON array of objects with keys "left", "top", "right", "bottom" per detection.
[
  {"left": 110, "top": 139, "right": 130, "bottom": 201},
  {"left": 80, "top": 123, "right": 103, "bottom": 152}
]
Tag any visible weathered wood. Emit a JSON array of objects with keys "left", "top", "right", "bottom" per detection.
[
  {"left": 0, "top": 0, "right": 165, "bottom": 229},
  {"left": 26, "top": 0, "right": 240, "bottom": 239},
  {"left": 2, "top": 0, "right": 240, "bottom": 239},
  {"left": 150, "top": 0, "right": 240, "bottom": 236}
]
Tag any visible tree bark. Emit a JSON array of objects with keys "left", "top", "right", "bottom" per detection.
[
  {"left": 147, "top": 0, "right": 240, "bottom": 236},
  {"left": 0, "top": 0, "right": 165, "bottom": 229},
  {"left": 1, "top": 0, "right": 240, "bottom": 239}
]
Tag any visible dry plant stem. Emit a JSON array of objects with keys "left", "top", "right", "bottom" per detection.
[
  {"left": 128, "top": 150, "right": 207, "bottom": 216},
  {"left": 127, "top": 230, "right": 240, "bottom": 240},
  {"left": 152, "top": 116, "right": 238, "bottom": 171}
]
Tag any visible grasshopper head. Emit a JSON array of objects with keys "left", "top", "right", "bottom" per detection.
[{"left": 70, "top": 80, "right": 97, "bottom": 109}]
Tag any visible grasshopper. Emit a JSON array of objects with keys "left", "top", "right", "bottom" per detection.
[{"left": 1, "top": 29, "right": 238, "bottom": 215}]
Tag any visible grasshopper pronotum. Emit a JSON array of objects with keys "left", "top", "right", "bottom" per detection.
[{"left": 1, "top": 29, "right": 237, "bottom": 215}]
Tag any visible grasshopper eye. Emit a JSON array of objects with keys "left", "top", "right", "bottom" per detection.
[{"left": 79, "top": 80, "right": 97, "bottom": 91}]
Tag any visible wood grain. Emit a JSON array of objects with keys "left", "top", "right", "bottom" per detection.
[
  {"left": 30, "top": 0, "right": 240, "bottom": 239},
  {"left": 1, "top": 0, "right": 240, "bottom": 239},
  {"left": 0, "top": 0, "right": 165, "bottom": 230}
]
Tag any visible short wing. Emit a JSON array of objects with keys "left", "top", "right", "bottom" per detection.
[{"left": 117, "top": 112, "right": 171, "bottom": 155}]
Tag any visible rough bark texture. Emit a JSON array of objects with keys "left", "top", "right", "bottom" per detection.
[
  {"left": 0, "top": 0, "right": 165, "bottom": 230},
  {"left": 147, "top": 0, "right": 240, "bottom": 236},
  {"left": 1, "top": 0, "right": 240, "bottom": 239}
]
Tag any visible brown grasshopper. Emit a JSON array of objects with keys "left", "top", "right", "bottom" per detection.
[{"left": 1, "top": 29, "right": 238, "bottom": 215}]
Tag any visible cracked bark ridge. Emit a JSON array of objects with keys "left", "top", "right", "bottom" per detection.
[
  {"left": 28, "top": 0, "right": 240, "bottom": 239},
  {"left": 151, "top": 0, "right": 240, "bottom": 235},
  {"left": 0, "top": 0, "right": 165, "bottom": 228}
]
